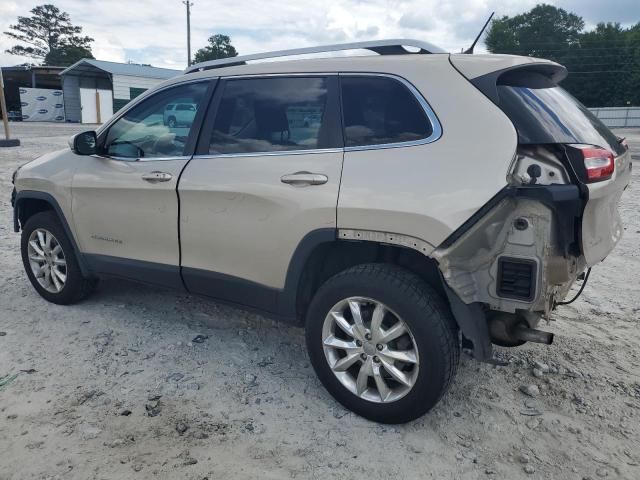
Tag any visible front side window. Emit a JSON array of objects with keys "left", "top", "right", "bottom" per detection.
[
  {"left": 104, "top": 82, "right": 208, "bottom": 159},
  {"left": 341, "top": 76, "right": 432, "bottom": 147},
  {"left": 209, "top": 77, "right": 330, "bottom": 154}
]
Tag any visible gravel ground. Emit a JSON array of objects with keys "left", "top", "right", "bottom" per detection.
[{"left": 1, "top": 122, "right": 639, "bottom": 480}]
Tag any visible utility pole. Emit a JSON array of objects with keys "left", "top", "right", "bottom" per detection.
[{"left": 183, "top": 1, "right": 194, "bottom": 66}]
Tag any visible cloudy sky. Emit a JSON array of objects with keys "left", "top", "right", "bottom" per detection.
[{"left": 0, "top": 0, "right": 638, "bottom": 70}]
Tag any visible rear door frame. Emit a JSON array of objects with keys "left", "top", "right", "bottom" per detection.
[{"left": 179, "top": 74, "right": 343, "bottom": 318}]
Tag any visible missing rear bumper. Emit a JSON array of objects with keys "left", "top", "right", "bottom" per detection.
[{"left": 433, "top": 185, "right": 585, "bottom": 316}]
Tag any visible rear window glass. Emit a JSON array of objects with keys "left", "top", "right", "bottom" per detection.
[
  {"left": 341, "top": 76, "right": 432, "bottom": 147},
  {"left": 497, "top": 85, "right": 624, "bottom": 155}
]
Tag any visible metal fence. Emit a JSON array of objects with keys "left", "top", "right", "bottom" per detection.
[{"left": 589, "top": 107, "right": 640, "bottom": 128}]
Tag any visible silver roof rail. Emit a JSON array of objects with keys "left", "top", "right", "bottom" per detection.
[{"left": 184, "top": 39, "right": 446, "bottom": 74}]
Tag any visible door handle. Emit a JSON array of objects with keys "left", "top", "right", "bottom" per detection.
[
  {"left": 141, "top": 171, "right": 173, "bottom": 183},
  {"left": 280, "top": 172, "right": 328, "bottom": 186}
]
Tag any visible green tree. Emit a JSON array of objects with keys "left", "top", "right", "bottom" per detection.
[
  {"left": 485, "top": 4, "right": 584, "bottom": 60},
  {"left": 4, "top": 4, "right": 94, "bottom": 66},
  {"left": 626, "top": 24, "right": 640, "bottom": 106},
  {"left": 562, "top": 22, "right": 629, "bottom": 107},
  {"left": 485, "top": 4, "right": 640, "bottom": 107},
  {"left": 193, "top": 34, "right": 238, "bottom": 64}
]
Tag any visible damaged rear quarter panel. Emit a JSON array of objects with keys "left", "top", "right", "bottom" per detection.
[{"left": 433, "top": 189, "right": 585, "bottom": 315}]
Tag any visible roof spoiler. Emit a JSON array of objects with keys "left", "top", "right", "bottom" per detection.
[
  {"left": 450, "top": 55, "right": 568, "bottom": 104},
  {"left": 472, "top": 63, "right": 568, "bottom": 104}
]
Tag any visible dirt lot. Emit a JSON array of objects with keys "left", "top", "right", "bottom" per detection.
[{"left": 1, "top": 122, "right": 639, "bottom": 480}]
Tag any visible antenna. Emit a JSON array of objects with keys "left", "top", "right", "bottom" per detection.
[{"left": 464, "top": 12, "right": 495, "bottom": 54}]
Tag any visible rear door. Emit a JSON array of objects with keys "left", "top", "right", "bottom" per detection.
[{"left": 178, "top": 75, "right": 343, "bottom": 310}]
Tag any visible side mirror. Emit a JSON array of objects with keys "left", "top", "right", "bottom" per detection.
[{"left": 69, "top": 131, "right": 97, "bottom": 155}]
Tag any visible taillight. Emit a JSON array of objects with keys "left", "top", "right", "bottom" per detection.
[{"left": 578, "top": 146, "right": 615, "bottom": 183}]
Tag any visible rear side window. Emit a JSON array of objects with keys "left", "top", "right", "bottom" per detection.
[
  {"left": 209, "top": 77, "right": 332, "bottom": 154},
  {"left": 341, "top": 76, "right": 432, "bottom": 147},
  {"left": 497, "top": 85, "right": 624, "bottom": 155}
]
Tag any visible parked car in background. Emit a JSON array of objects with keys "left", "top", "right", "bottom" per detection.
[
  {"left": 11, "top": 39, "right": 631, "bottom": 423},
  {"left": 163, "top": 102, "right": 197, "bottom": 127}
]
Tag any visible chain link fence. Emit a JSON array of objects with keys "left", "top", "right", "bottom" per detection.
[{"left": 589, "top": 107, "right": 640, "bottom": 128}]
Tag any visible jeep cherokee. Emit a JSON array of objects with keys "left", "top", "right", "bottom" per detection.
[{"left": 11, "top": 39, "right": 631, "bottom": 423}]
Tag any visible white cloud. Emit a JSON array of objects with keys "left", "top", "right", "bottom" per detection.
[{"left": 0, "top": 0, "right": 636, "bottom": 69}]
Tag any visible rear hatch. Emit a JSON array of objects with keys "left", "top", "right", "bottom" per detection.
[{"left": 451, "top": 54, "right": 632, "bottom": 266}]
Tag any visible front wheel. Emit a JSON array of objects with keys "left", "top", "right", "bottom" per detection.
[
  {"left": 305, "top": 264, "right": 459, "bottom": 423},
  {"left": 21, "top": 211, "right": 98, "bottom": 305}
]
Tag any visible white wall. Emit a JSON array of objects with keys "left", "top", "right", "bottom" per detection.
[
  {"left": 62, "top": 74, "right": 111, "bottom": 123},
  {"left": 112, "top": 74, "right": 166, "bottom": 101}
]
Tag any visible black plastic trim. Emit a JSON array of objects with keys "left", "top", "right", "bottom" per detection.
[
  {"left": 441, "top": 280, "right": 493, "bottom": 362},
  {"left": 84, "top": 254, "right": 184, "bottom": 290},
  {"left": 496, "top": 257, "right": 537, "bottom": 301},
  {"left": 278, "top": 228, "right": 337, "bottom": 319},
  {"left": 13, "top": 190, "right": 89, "bottom": 276},
  {"left": 182, "top": 267, "right": 279, "bottom": 313}
]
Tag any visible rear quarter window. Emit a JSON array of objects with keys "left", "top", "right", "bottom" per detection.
[{"left": 341, "top": 76, "right": 433, "bottom": 147}]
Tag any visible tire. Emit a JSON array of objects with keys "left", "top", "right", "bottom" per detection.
[
  {"left": 21, "top": 211, "right": 98, "bottom": 305},
  {"left": 167, "top": 116, "right": 177, "bottom": 128},
  {"left": 305, "top": 263, "right": 459, "bottom": 423}
]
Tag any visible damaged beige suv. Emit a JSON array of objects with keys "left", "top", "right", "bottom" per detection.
[{"left": 12, "top": 40, "right": 631, "bottom": 423}]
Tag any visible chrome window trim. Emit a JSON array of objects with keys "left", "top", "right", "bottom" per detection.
[
  {"left": 339, "top": 73, "right": 442, "bottom": 152},
  {"left": 195, "top": 72, "right": 441, "bottom": 159}
]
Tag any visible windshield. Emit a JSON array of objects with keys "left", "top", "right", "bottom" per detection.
[{"left": 497, "top": 85, "right": 624, "bottom": 156}]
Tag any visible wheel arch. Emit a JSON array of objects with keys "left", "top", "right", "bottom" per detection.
[
  {"left": 282, "top": 230, "right": 494, "bottom": 361},
  {"left": 279, "top": 230, "right": 446, "bottom": 325},
  {"left": 14, "top": 190, "right": 89, "bottom": 276}
]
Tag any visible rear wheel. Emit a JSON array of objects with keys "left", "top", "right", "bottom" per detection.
[
  {"left": 305, "top": 264, "right": 459, "bottom": 423},
  {"left": 167, "top": 116, "right": 177, "bottom": 128},
  {"left": 21, "top": 211, "right": 97, "bottom": 304}
]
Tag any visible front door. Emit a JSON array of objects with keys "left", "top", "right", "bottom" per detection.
[
  {"left": 178, "top": 75, "right": 343, "bottom": 310},
  {"left": 72, "top": 80, "right": 212, "bottom": 287}
]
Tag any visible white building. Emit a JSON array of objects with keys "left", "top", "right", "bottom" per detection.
[{"left": 59, "top": 59, "right": 180, "bottom": 123}]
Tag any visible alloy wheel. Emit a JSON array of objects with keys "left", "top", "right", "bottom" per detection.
[
  {"left": 321, "top": 297, "right": 420, "bottom": 403},
  {"left": 27, "top": 228, "right": 67, "bottom": 293}
]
